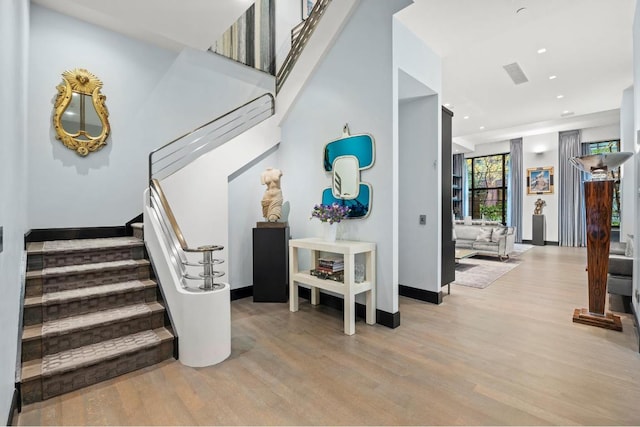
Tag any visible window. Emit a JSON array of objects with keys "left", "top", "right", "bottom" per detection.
[
  {"left": 584, "top": 140, "right": 621, "bottom": 227},
  {"left": 466, "top": 153, "right": 510, "bottom": 224}
]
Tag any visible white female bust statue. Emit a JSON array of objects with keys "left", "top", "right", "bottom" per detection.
[{"left": 261, "top": 167, "right": 283, "bottom": 222}]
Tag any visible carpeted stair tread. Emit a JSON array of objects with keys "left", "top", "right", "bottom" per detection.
[
  {"left": 40, "top": 279, "right": 155, "bottom": 305},
  {"left": 27, "top": 259, "right": 149, "bottom": 279},
  {"left": 27, "top": 237, "right": 143, "bottom": 255},
  {"left": 22, "top": 328, "right": 173, "bottom": 380},
  {"left": 23, "top": 302, "right": 164, "bottom": 341}
]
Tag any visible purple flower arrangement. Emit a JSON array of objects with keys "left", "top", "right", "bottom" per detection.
[{"left": 310, "top": 203, "right": 350, "bottom": 224}]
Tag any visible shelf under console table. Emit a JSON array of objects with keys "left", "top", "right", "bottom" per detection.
[{"left": 288, "top": 237, "right": 376, "bottom": 335}]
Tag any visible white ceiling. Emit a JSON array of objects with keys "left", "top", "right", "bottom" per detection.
[
  {"left": 32, "top": 0, "right": 255, "bottom": 51},
  {"left": 397, "top": 0, "right": 635, "bottom": 146},
  {"left": 33, "top": 0, "right": 635, "bottom": 149}
]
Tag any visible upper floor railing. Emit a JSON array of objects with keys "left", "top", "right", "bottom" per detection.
[
  {"left": 276, "top": 0, "right": 332, "bottom": 94},
  {"left": 148, "top": 93, "right": 274, "bottom": 182}
]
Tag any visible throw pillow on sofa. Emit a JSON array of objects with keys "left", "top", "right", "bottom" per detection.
[
  {"left": 475, "top": 228, "right": 493, "bottom": 242},
  {"left": 491, "top": 227, "right": 507, "bottom": 243}
]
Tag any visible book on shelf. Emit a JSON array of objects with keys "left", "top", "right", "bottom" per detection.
[
  {"left": 310, "top": 269, "right": 344, "bottom": 282},
  {"left": 317, "top": 257, "right": 344, "bottom": 272},
  {"left": 315, "top": 265, "right": 344, "bottom": 273}
]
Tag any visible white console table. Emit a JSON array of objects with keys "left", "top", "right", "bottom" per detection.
[{"left": 289, "top": 237, "right": 376, "bottom": 335}]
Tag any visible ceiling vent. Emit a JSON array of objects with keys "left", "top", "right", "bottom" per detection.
[{"left": 503, "top": 62, "right": 529, "bottom": 85}]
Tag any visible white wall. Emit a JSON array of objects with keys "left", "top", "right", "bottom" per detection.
[
  {"left": 275, "top": 0, "right": 302, "bottom": 70},
  {"left": 161, "top": 118, "right": 281, "bottom": 288},
  {"left": 522, "top": 133, "right": 560, "bottom": 242},
  {"left": 620, "top": 86, "right": 635, "bottom": 239},
  {"left": 0, "top": 0, "right": 29, "bottom": 420},
  {"left": 228, "top": 149, "right": 281, "bottom": 288},
  {"left": 279, "top": 0, "right": 414, "bottom": 315},
  {"left": 398, "top": 95, "right": 440, "bottom": 292},
  {"left": 581, "top": 124, "right": 621, "bottom": 142},
  {"left": 466, "top": 123, "right": 621, "bottom": 244},
  {"left": 28, "top": 5, "right": 177, "bottom": 228},
  {"left": 28, "top": 6, "right": 275, "bottom": 230},
  {"left": 632, "top": 0, "right": 640, "bottom": 321},
  {"left": 393, "top": 20, "right": 443, "bottom": 297}
]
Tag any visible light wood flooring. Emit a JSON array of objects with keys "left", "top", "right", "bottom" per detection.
[{"left": 18, "top": 245, "right": 640, "bottom": 425}]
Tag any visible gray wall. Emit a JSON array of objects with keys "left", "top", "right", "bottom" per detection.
[
  {"left": 279, "top": 0, "right": 409, "bottom": 314},
  {"left": 632, "top": 0, "right": 640, "bottom": 322},
  {"left": 0, "top": 0, "right": 29, "bottom": 420},
  {"left": 28, "top": 5, "right": 177, "bottom": 228},
  {"left": 28, "top": 6, "right": 274, "bottom": 230},
  {"left": 398, "top": 95, "right": 440, "bottom": 292},
  {"left": 465, "top": 123, "right": 621, "bottom": 243},
  {"left": 620, "top": 86, "right": 635, "bottom": 239}
]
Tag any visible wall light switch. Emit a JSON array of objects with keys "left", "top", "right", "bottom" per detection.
[{"left": 419, "top": 215, "right": 426, "bottom": 225}]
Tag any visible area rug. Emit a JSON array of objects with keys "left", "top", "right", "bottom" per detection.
[
  {"left": 512, "top": 243, "right": 535, "bottom": 256},
  {"left": 453, "top": 257, "right": 521, "bottom": 289}
]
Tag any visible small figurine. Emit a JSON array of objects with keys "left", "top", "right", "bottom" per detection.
[
  {"left": 260, "top": 167, "right": 283, "bottom": 222},
  {"left": 534, "top": 198, "right": 546, "bottom": 215}
]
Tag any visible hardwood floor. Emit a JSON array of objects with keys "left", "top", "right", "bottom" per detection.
[{"left": 18, "top": 245, "right": 640, "bottom": 425}]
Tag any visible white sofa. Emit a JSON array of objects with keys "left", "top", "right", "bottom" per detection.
[{"left": 454, "top": 223, "right": 516, "bottom": 260}]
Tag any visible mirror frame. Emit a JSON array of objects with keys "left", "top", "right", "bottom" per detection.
[
  {"left": 53, "top": 68, "right": 110, "bottom": 156},
  {"left": 332, "top": 155, "right": 360, "bottom": 200},
  {"left": 322, "top": 183, "right": 372, "bottom": 219},
  {"left": 323, "top": 133, "right": 375, "bottom": 172}
]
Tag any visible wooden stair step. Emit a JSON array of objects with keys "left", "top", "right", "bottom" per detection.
[
  {"left": 23, "top": 280, "right": 158, "bottom": 326},
  {"left": 23, "top": 302, "right": 165, "bottom": 341},
  {"left": 22, "top": 302, "right": 166, "bottom": 361},
  {"left": 26, "top": 259, "right": 151, "bottom": 296},
  {"left": 21, "top": 328, "right": 174, "bottom": 404},
  {"left": 27, "top": 237, "right": 146, "bottom": 270},
  {"left": 27, "top": 237, "right": 144, "bottom": 255},
  {"left": 25, "top": 279, "right": 156, "bottom": 307},
  {"left": 28, "top": 259, "right": 150, "bottom": 279}
]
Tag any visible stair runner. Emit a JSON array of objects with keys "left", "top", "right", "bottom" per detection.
[{"left": 21, "top": 235, "right": 174, "bottom": 405}]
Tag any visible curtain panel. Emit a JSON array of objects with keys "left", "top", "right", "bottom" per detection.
[
  {"left": 558, "top": 130, "right": 585, "bottom": 246},
  {"left": 509, "top": 138, "right": 523, "bottom": 243}
]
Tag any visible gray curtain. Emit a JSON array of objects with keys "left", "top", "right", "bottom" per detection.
[
  {"left": 509, "top": 138, "right": 523, "bottom": 243},
  {"left": 558, "top": 130, "right": 585, "bottom": 246}
]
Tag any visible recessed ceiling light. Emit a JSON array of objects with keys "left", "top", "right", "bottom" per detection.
[
  {"left": 556, "top": 95, "right": 564, "bottom": 99},
  {"left": 561, "top": 110, "right": 575, "bottom": 117},
  {"left": 537, "top": 48, "right": 547, "bottom": 54},
  {"left": 463, "top": 116, "right": 469, "bottom": 119},
  {"left": 549, "top": 75, "right": 557, "bottom": 80},
  {"left": 479, "top": 126, "right": 485, "bottom": 130}
]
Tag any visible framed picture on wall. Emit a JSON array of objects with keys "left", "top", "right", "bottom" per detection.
[
  {"left": 302, "top": 0, "right": 317, "bottom": 19},
  {"left": 527, "top": 166, "right": 554, "bottom": 195}
]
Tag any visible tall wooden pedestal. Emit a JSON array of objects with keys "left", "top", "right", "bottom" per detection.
[
  {"left": 253, "top": 226, "right": 289, "bottom": 302},
  {"left": 572, "top": 180, "right": 622, "bottom": 331}
]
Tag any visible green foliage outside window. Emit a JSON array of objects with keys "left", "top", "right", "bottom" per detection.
[{"left": 466, "top": 153, "right": 510, "bottom": 224}]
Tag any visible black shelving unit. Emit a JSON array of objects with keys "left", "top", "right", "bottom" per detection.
[
  {"left": 441, "top": 106, "right": 455, "bottom": 290},
  {"left": 452, "top": 174, "right": 463, "bottom": 220}
]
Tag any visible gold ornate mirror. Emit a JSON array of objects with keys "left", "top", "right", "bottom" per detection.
[{"left": 53, "top": 68, "right": 110, "bottom": 156}]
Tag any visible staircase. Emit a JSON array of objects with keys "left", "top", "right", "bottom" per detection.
[{"left": 20, "top": 236, "right": 174, "bottom": 405}]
